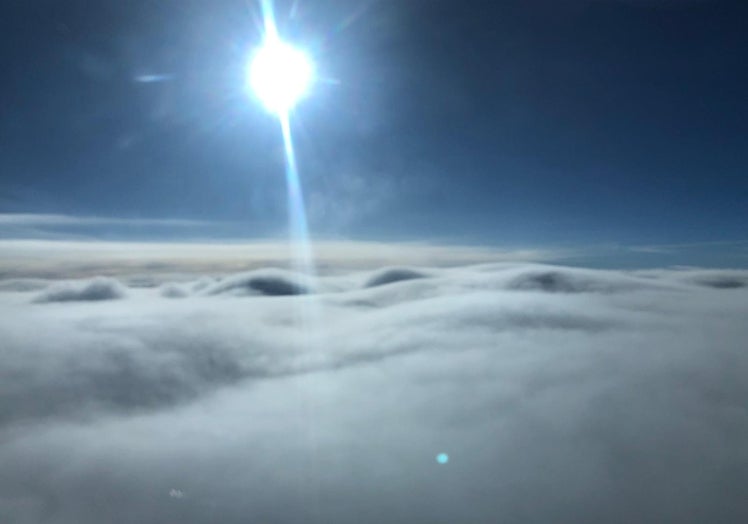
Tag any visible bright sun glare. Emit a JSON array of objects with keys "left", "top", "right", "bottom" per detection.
[{"left": 248, "top": 38, "right": 313, "bottom": 115}]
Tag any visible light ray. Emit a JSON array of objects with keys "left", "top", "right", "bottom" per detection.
[
  {"left": 279, "top": 111, "right": 315, "bottom": 279},
  {"left": 254, "top": 5, "right": 322, "bottom": 510},
  {"left": 251, "top": 0, "right": 316, "bottom": 282}
]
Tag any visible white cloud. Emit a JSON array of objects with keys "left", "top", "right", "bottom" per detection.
[
  {"left": 0, "top": 239, "right": 551, "bottom": 279},
  {"left": 1, "top": 254, "right": 747, "bottom": 523},
  {"left": 0, "top": 213, "right": 207, "bottom": 228},
  {"left": 201, "top": 269, "right": 312, "bottom": 296},
  {"left": 0, "top": 214, "right": 218, "bottom": 243},
  {"left": 134, "top": 74, "right": 173, "bottom": 84},
  {"left": 33, "top": 277, "right": 127, "bottom": 303}
]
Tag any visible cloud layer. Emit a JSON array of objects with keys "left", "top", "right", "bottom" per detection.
[{"left": 1, "top": 258, "right": 748, "bottom": 523}]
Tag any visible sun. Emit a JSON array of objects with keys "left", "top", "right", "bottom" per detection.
[{"left": 248, "top": 37, "right": 314, "bottom": 115}]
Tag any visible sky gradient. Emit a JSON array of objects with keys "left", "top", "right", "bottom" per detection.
[{"left": 1, "top": 0, "right": 746, "bottom": 257}]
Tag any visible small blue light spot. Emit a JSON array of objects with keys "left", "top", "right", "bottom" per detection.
[{"left": 436, "top": 453, "right": 449, "bottom": 464}]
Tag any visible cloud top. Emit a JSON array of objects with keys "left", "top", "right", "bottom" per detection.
[
  {"left": 364, "top": 266, "right": 430, "bottom": 287},
  {"left": 203, "top": 269, "right": 312, "bottom": 296},
  {"left": 33, "top": 277, "right": 127, "bottom": 303},
  {"left": 1, "top": 258, "right": 748, "bottom": 523}
]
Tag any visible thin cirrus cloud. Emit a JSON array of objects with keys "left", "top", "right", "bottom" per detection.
[
  {"left": 0, "top": 213, "right": 208, "bottom": 227},
  {"left": 133, "top": 74, "right": 173, "bottom": 83},
  {"left": 0, "top": 213, "right": 233, "bottom": 243},
  {"left": 0, "top": 247, "right": 747, "bottom": 523}
]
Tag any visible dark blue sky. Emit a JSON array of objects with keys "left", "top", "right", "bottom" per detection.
[{"left": 1, "top": 0, "right": 746, "bottom": 249}]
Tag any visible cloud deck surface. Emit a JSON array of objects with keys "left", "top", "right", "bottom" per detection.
[{"left": 1, "top": 260, "right": 747, "bottom": 523}]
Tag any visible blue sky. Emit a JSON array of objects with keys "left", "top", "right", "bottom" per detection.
[{"left": 0, "top": 0, "right": 746, "bottom": 263}]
